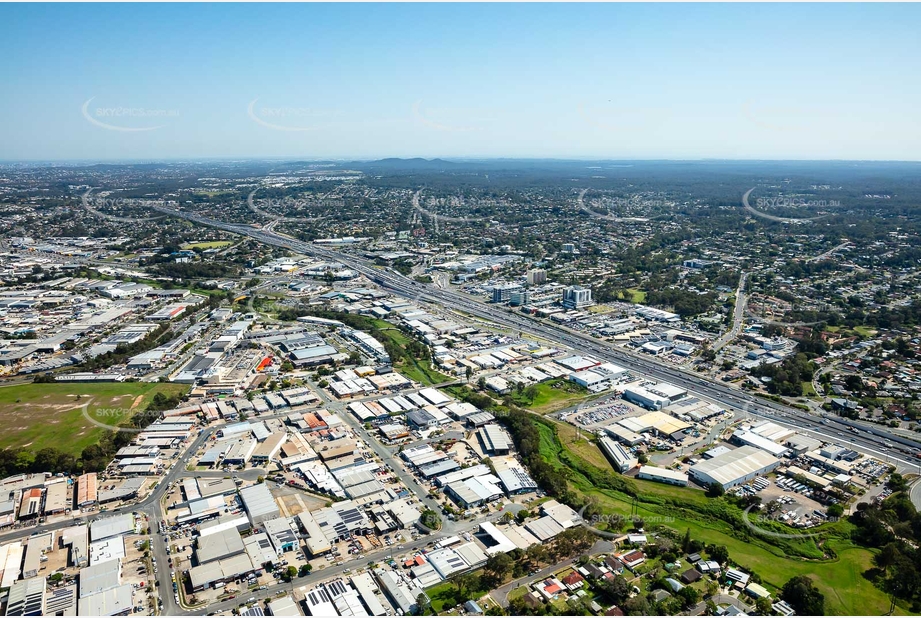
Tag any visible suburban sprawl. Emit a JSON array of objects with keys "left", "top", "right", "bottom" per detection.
[{"left": 0, "top": 159, "right": 920, "bottom": 617}]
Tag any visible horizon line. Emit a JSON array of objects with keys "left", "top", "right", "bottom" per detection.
[{"left": 3, "top": 156, "right": 921, "bottom": 165}]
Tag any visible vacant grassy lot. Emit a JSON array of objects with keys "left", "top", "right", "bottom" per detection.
[
  {"left": 555, "top": 421, "right": 612, "bottom": 471},
  {"left": 627, "top": 288, "right": 647, "bottom": 303},
  {"left": 180, "top": 240, "right": 233, "bottom": 250},
  {"left": 825, "top": 325, "right": 877, "bottom": 339},
  {"left": 372, "top": 324, "right": 452, "bottom": 386},
  {"left": 0, "top": 382, "right": 189, "bottom": 455},
  {"left": 511, "top": 380, "right": 594, "bottom": 415},
  {"left": 426, "top": 570, "right": 490, "bottom": 613}
]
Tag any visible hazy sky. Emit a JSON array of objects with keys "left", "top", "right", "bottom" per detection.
[{"left": 1, "top": 3, "right": 919, "bottom": 161}]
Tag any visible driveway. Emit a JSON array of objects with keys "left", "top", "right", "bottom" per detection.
[{"left": 712, "top": 593, "right": 751, "bottom": 612}]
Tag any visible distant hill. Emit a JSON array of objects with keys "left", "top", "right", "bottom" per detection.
[{"left": 354, "top": 157, "right": 458, "bottom": 170}]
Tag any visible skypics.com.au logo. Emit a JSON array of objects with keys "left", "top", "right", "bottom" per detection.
[
  {"left": 80, "top": 403, "right": 161, "bottom": 434},
  {"left": 81, "top": 98, "right": 179, "bottom": 132},
  {"left": 742, "top": 188, "right": 829, "bottom": 224},
  {"left": 81, "top": 189, "right": 166, "bottom": 223},
  {"left": 247, "top": 99, "right": 343, "bottom": 132},
  {"left": 755, "top": 197, "right": 841, "bottom": 210}
]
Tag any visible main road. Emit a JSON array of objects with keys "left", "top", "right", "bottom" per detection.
[
  {"left": 149, "top": 205, "right": 921, "bottom": 471},
  {"left": 713, "top": 271, "right": 749, "bottom": 352}
]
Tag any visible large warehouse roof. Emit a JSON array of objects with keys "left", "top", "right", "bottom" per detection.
[
  {"left": 637, "top": 465, "right": 689, "bottom": 484},
  {"left": 196, "top": 528, "right": 245, "bottom": 564},
  {"left": 598, "top": 436, "right": 638, "bottom": 472},
  {"left": 525, "top": 516, "right": 564, "bottom": 541},
  {"left": 79, "top": 558, "right": 121, "bottom": 598},
  {"left": 239, "top": 483, "right": 280, "bottom": 523},
  {"left": 90, "top": 514, "right": 135, "bottom": 541},
  {"left": 690, "top": 445, "right": 780, "bottom": 488},
  {"left": 478, "top": 522, "right": 517, "bottom": 555},
  {"left": 632, "top": 411, "right": 691, "bottom": 435},
  {"left": 78, "top": 584, "right": 133, "bottom": 616},
  {"left": 479, "top": 424, "right": 510, "bottom": 452},
  {"left": 732, "top": 429, "right": 790, "bottom": 458}
]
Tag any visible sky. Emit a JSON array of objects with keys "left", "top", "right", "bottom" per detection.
[{"left": 1, "top": 3, "right": 919, "bottom": 162}]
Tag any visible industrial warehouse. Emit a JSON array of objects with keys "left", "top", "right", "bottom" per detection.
[{"left": 689, "top": 445, "right": 782, "bottom": 489}]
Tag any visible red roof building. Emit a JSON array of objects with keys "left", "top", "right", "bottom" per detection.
[{"left": 562, "top": 572, "right": 585, "bottom": 587}]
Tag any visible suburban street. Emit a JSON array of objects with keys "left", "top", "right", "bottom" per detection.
[{"left": 490, "top": 539, "right": 613, "bottom": 608}]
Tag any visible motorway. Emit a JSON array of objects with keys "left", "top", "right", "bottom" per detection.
[{"left": 150, "top": 203, "right": 921, "bottom": 473}]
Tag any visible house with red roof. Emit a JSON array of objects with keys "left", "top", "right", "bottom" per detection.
[
  {"left": 561, "top": 571, "right": 585, "bottom": 590},
  {"left": 617, "top": 550, "right": 646, "bottom": 569},
  {"left": 533, "top": 577, "right": 565, "bottom": 601}
]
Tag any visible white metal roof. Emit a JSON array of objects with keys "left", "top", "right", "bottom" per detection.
[{"left": 690, "top": 445, "right": 780, "bottom": 487}]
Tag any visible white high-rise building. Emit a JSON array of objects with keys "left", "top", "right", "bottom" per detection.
[{"left": 562, "top": 285, "right": 592, "bottom": 309}]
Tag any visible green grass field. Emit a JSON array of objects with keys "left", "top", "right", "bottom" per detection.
[
  {"left": 180, "top": 240, "right": 232, "bottom": 250},
  {"left": 555, "top": 421, "right": 613, "bottom": 471},
  {"left": 534, "top": 416, "right": 903, "bottom": 615},
  {"left": 506, "top": 586, "right": 528, "bottom": 602},
  {"left": 400, "top": 362, "right": 452, "bottom": 386},
  {"left": 824, "top": 325, "right": 877, "bottom": 339},
  {"left": 511, "top": 380, "right": 594, "bottom": 415},
  {"left": 0, "top": 382, "right": 189, "bottom": 455},
  {"left": 627, "top": 288, "right": 647, "bottom": 303}
]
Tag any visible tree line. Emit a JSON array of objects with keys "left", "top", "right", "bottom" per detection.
[{"left": 849, "top": 474, "right": 921, "bottom": 612}]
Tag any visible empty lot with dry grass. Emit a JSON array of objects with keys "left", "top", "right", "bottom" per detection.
[{"left": 0, "top": 381, "right": 188, "bottom": 455}]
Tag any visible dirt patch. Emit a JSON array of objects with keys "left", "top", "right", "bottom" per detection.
[{"left": 278, "top": 495, "right": 306, "bottom": 516}]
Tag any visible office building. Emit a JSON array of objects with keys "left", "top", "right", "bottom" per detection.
[{"left": 562, "top": 285, "right": 592, "bottom": 310}]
